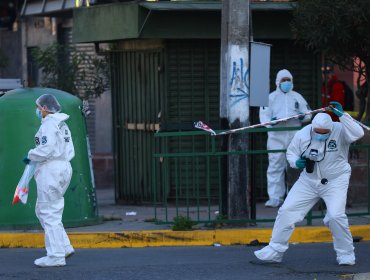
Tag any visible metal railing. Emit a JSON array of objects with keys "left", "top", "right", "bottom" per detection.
[{"left": 152, "top": 126, "right": 370, "bottom": 225}]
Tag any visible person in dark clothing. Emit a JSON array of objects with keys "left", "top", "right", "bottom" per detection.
[{"left": 322, "top": 71, "right": 345, "bottom": 122}]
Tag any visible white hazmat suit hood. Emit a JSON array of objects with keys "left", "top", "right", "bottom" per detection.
[
  {"left": 312, "top": 113, "right": 333, "bottom": 131},
  {"left": 44, "top": 112, "right": 69, "bottom": 123},
  {"left": 275, "top": 69, "right": 293, "bottom": 92}
]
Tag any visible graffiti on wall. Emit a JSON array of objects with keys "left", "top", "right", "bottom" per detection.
[{"left": 228, "top": 45, "right": 249, "bottom": 123}]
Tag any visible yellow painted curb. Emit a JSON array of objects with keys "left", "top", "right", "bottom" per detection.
[{"left": 1, "top": 225, "right": 370, "bottom": 248}]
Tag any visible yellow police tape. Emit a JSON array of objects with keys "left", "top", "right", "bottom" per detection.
[{"left": 0, "top": 225, "right": 370, "bottom": 248}]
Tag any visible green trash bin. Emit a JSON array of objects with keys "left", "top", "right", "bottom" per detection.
[{"left": 0, "top": 88, "right": 100, "bottom": 229}]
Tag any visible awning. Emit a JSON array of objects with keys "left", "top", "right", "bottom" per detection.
[
  {"left": 21, "top": 0, "right": 296, "bottom": 17},
  {"left": 21, "top": 0, "right": 76, "bottom": 17},
  {"left": 139, "top": 2, "right": 221, "bottom": 11},
  {"left": 72, "top": 1, "right": 296, "bottom": 43},
  {"left": 139, "top": 1, "right": 296, "bottom": 11}
]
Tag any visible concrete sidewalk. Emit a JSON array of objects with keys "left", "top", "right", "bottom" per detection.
[
  {"left": 89, "top": 188, "right": 370, "bottom": 231},
  {"left": 1, "top": 187, "right": 370, "bottom": 249}
]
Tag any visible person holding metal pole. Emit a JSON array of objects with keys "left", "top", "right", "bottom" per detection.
[
  {"left": 254, "top": 102, "right": 364, "bottom": 265},
  {"left": 23, "top": 94, "right": 75, "bottom": 267},
  {"left": 260, "top": 69, "right": 312, "bottom": 208}
]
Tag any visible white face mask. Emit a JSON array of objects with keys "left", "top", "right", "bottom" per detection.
[
  {"left": 279, "top": 81, "right": 293, "bottom": 93},
  {"left": 313, "top": 131, "right": 330, "bottom": 142}
]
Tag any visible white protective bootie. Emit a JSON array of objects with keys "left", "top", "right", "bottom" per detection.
[
  {"left": 65, "top": 245, "right": 75, "bottom": 258},
  {"left": 265, "top": 199, "right": 283, "bottom": 208},
  {"left": 34, "top": 256, "right": 66, "bottom": 267},
  {"left": 254, "top": 245, "right": 284, "bottom": 263},
  {"left": 337, "top": 254, "right": 355, "bottom": 266}
]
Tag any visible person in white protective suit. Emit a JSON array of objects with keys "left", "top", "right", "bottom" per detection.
[
  {"left": 254, "top": 102, "right": 364, "bottom": 266},
  {"left": 24, "top": 94, "right": 75, "bottom": 267},
  {"left": 260, "top": 69, "right": 312, "bottom": 208}
]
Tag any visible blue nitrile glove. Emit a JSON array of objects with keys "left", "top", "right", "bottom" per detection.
[
  {"left": 270, "top": 117, "right": 277, "bottom": 126},
  {"left": 298, "top": 112, "right": 305, "bottom": 120},
  {"left": 23, "top": 157, "right": 30, "bottom": 165},
  {"left": 329, "top": 101, "right": 344, "bottom": 117},
  {"left": 295, "top": 158, "right": 306, "bottom": 169}
]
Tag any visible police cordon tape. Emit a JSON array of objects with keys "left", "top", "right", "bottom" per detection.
[
  {"left": 194, "top": 106, "right": 370, "bottom": 136},
  {"left": 331, "top": 106, "right": 370, "bottom": 131}
]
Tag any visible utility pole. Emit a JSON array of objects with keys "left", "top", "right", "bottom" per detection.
[{"left": 220, "top": 0, "right": 250, "bottom": 219}]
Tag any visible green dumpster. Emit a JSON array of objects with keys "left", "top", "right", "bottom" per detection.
[{"left": 0, "top": 88, "right": 100, "bottom": 229}]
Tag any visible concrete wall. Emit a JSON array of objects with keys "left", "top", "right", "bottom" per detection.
[
  {"left": 94, "top": 90, "right": 113, "bottom": 153},
  {"left": 348, "top": 133, "right": 370, "bottom": 206},
  {"left": 0, "top": 17, "right": 59, "bottom": 86},
  {"left": 26, "top": 17, "right": 56, "bottom": 47},
  {"left": 92, "top": 90, "right": 114, "bottom": 188},
  {"left": 0, "top": 29, "right": 22, "bottom": 78}
]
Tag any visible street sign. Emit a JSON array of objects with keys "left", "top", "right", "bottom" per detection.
[
  {"left": 0, "top": 79, "right": 22, "bottom": 90},
  {"left": 250, "top": 41, "right": 271, "bottom": 107}
]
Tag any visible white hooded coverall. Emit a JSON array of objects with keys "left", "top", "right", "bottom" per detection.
[
  {"left": 28, "top": 112, "right": 75, "bottom": 258},
  {"left": 257, "top": 113, "right": 364, "bottom": 264},
  {"left": 259, "top": 69, "right": 311, "bottom": 204}
]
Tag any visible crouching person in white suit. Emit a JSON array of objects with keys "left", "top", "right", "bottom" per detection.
[
  {"left": 25, "top": 94, "right": 75, "bottom": 267},
  {"left": 254, "top": 102, "right": 364, "bottom": 266}
]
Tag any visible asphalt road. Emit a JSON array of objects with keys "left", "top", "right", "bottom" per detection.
[{"left": 1, "top": 242, "right": 369, "bottom": 280}]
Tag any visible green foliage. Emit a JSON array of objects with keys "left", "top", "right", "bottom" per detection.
[
  {"left": 211, "top": 214, "right": 228, "bottom": 228},
  {"left": 172, "top": 215, "right": 196, "bottom": 231},
  {"left": 0, "top": 48, "right": 8, "bottom": 69},
  {"left": 31, "top": 43, "right": 109, "bottom": 99},
  {"left": 204, "top": 214, "right": 228, "bottom": 229},
  {"left": 292, "top": 0, "right": 370, "bottom": 70}
]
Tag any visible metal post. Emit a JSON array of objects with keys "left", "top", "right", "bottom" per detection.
[
  {"left": 220, "top": 0, "right": 250, "bottom": 219},
  {"left": 21, "top": 19, "right": 28, "bottom": 87}
]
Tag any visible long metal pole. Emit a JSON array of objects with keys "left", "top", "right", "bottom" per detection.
[
  {"left": 195, "top": 107, "right": 328, "bottom": 136},
  {"left": 217, "top": 108, "right": 327, "bottom": 135}
]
